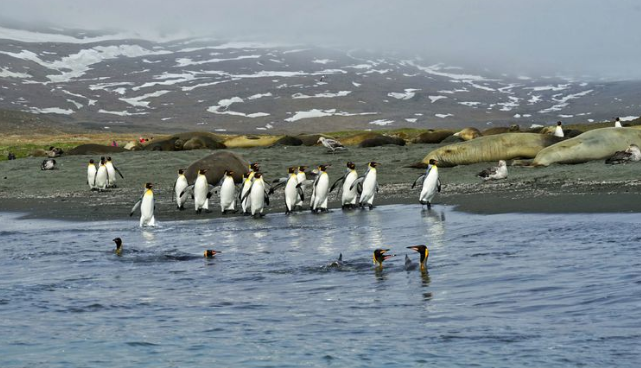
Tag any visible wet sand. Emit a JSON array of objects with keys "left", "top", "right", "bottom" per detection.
[{"left": 1, "top": 144, "right": 641, "bottom": 221}]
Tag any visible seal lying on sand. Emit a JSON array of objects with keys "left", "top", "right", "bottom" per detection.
[
  {"left": 412, "top": 130, "right": 455, "bottom": 144},
  {"left": 422, "top": 133, "right": 561, "bottom": 167},
  {"left": 184, "top": 151, "right": 250, "bottom": 185},
  {"left": 532, "top": 127, "right": 641, "bottom": 166},
  {"left": 358, "top": 135, "right": 406, "bottom": 148},
  {"left": 453, "top": 127, "right": 482, "bottom": 141},
  {"left": 68, "top": 144, "right": 126, "bottom": 155}
]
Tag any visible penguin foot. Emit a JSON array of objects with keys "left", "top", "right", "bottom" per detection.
[
  {"left": 368, "top": 205, "right": 374, "bottom": 210},
  {"left": 427, "top": 202, "right": 432, "bottom": 210},
  {"left": 196, "top": 209, "right": 202, "bottom": 214},
  {"left": 205, "top": 209, "right": 213, "bottom": 213}
]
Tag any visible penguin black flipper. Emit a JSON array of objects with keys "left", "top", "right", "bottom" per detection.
[
  {"left": 412, "top": 174, "right": 426, "bottom": 189},
  {"left": 375, "top": 182, "right": 379, "bottom": 193},
  {"left": 330, "top": 174, "right": 347, "bottom": 192},
  {"left": 179, "top": 185, "right": 194, "bottom": 199},
  {"left": 437, "top": 179, "right": 442, "bottom": 193},
  {"left": 206, "top": 184, "right": 217, "bottom": 199},
  {"left": 129, "top": 197, "right": 142, "bottom": 216},
  {"left": 240, "top": 182, "right": 255, "bottom": 202},
  {"left": 357, "top": 182, "right": 363, "bottom": 195},
  {"left": 269, "top": 181, "right": 286, "bottom": 195},
  {"left": 312, "top": 175, "right": 321, "bottom": 189},
  {"left": 264, "top": 190, "right": 270, "bottom": 206},
  {"left": 297, "top": 186, "right": 305, "bottom": 202},
  {"left": 349, "top": 176, "right": 365, "bottom": 191},
  {"left": 114, "top": 165, "right": 124, "bottom": 179}
]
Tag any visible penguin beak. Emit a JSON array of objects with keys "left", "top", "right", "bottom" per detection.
[{"left": 407, "top": 246, "right": 420, "bottom": 252}]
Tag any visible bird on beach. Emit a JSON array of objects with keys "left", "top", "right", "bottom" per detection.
[
  {"left": 269, "top": 167, "right": 304, "bottom": 214},
  {"left": 87, "top": 159, "right": 97, "bottom": 190},
  {"left": 130, "top": 182, "right": 156, "bottom": 227},
  {"left": 113, "top": 237, "right": 123, "bottom": 255},
  {"left": 173, "top": 169, "right": 189, "bottom": 210},
  {"left": 105, "top": 157, "right": 124, "bottom": 188},
  {"left": 477, "top": 160, "right": 508, "bottom": 181},
  {"left": 412, "top": 159, "right": 441, "bottom": 209},
  {"left": 41, "top": 159, "right": 56, "bottom": 170},
  {"left": 317, "top": 137, "right": 345, "bottom": 153},
  {"left": 614, "top": 117, "right": 622, "bottom": 128},
  {"left": 373, "top": 249, "right": 395, "bottom": 268},
  {"left": 310, "top": 164, "right": 331, "bottom": 213},
  {"left": 605, "top": 144, "right": 641, "bottom": 164},
  {"left": 330, "top": 161, "right": 358, "bottom": 209},
  {"left": 406, "top": 245, "right": 429, "bottom": 271},
  {"left": 351, "top": 161, "right": 380, "bottom": 210},
  {"left": 553, "top": 121, "right": 564, "bottom": 138}
]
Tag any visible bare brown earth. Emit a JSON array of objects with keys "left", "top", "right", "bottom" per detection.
[{"left": 1, "top": 142, "right": 641, "bottom": 221}]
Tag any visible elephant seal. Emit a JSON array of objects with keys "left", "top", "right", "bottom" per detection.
[
  {"left": 532, "top": 127, "right": 641, "bottom": 166},
  {"left": 223, "top": 135, "right": 282, "bottom": 148},
  {"left": 453, "top": 127, "right": 482, "bottom": 141},
  {"left": 68, "top": 144, "right": 126, "bottom": 155},
  {"left": 144, "top": 132, "right": 226, "bottom": 151},
  {"left": 358, "top": 135, "right": 406, "bottom": 148},
  {"left": 271, "top": 136, "right": 303, "bottom": 146},
  {"left": 124, "top": 141, "right": 143, "bottom": 150},
  {"left": 297, "top": 134, "right": 324, "bottom": 146},
  {"left": 412, "top": 130, "right": 455, "bottom": 144},
  {"left": 423, "top": 133, "right": 561, "bottom": 167},
  {"left": 185, "top": 151, "right": 250, "bottom": 184},
  {"left": 482, "top": 125, "right": 520, "bottom": 136}
]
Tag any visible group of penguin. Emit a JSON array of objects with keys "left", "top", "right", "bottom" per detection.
[
  {"left": 111, "top": 237, "right": 430, "bottom": 271},
  {"left": 87, "top": 157, "right": 125, "bottom": 191}
]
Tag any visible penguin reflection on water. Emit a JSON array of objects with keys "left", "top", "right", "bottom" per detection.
[
  {"left": 405, "top": 245, "right": 429, "bottom": 271},
  {"left": 113, "top": 237, "right": 123, "bottom": 255}
]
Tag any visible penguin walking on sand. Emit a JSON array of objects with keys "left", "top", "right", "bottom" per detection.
[
  {"left": 87, "top": 159, "right": 97, "bottom": 190},
  {"left": 352, "top": 162, "right": 379, "bottom": 210},
  {"left": 311, "top": 164, "right": 330, "bottom": 213},
  {"left": 181, "top": 169, "right": 216, "bottom": 214},
  {"left": 105, "top": 157, "right": 124, "bottom": 187},
  {"left": 173, "top": 169, "right": 189, "bottom": 210},
  {"left": 412, "top": 159, "right": 441, "bottom": 209},
  {"left": 330, "top": 161, "right": 358, "bottom": 209},
  {"left": 219, "top": 170, "right": 237, "bottom": 214},
  {"left": 239, "top": 172, "right": 253, "bottom": 215},
  {"left": 244, "top": 172, "right": 270, "bottom": 217},
  {"left": 130, "top": 183, "right": 156, "bottom": 227},
  {"left": 94, "top": 158, "right": 110, "bottom": 191},
  {"left": 294, "top": 166, "right": 309, "bottom": 210},
  {"left": 269, "top": 167, "right": 305, "bottom": 214}
]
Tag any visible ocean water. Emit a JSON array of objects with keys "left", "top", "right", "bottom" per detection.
[{"left": 1, "top": 205, "right": 640, "bottom": 367}]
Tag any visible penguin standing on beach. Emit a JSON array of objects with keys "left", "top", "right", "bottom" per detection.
[
  {"left": 353, "top": 162, "right": 379, "bottom": 210},
  {"left": 554, "top": 121, "right": 564, "bottom": 138},
  {"left": 311, "top": 164, "right": 331, "bottom": 213},
  {"left": 130, "top": 182, "right": 155, "bottom": 227},
  {"left": 173, "top": 169, "right": 189, "bottom": 210},
  {"left": 94, "top": 158, "right": 110, "bottom": 191},
  {"left": 412, "top": 159, "right": 441, "bottom": 209},
  {"left": 330, "top": 162, "right": 358, "bottom": 209},
  {"left": 294, "top": 166, "right": 309, "bottom": 210},
  {"left": 219, "top": 170, "right": 237, "bottom": 214},
  {"left": 87, "top": 159, "right": 97, "bottom": 190},
  {"left": 105, "top": 157, "right": 124, "bottom": 187},
  {"left": 191, "top": 169, "right": 215, "bottom": 214},
  {"left": 239, "top": 172, "right": 253, "bottom": 215},
  {"left": 247, "top": 172, "right": 269, "bottom": 217}
]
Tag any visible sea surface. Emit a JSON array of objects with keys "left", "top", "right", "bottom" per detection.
[{"left": 1, "top": 205, "right": 640, "bottom": 367}]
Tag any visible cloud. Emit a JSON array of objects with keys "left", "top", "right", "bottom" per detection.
[{"left": 2, "top": 0, "right": 641, "bottom": 79}]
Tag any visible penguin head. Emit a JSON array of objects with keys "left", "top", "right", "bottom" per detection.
[
  {"left": 298, "top": 166, "right": 307, "bottom": 173},
  {"left": 369, "top": 162, "right": 380, "bottom": 168},
  {"left": 178, "top": 169, "right": 184, "bottom": 175},
  {"left": 249, "top": 162, "right": 260, "bottom": 172},
  {"left": 145, "top": 182, "right": 153, "bottom": 189},
  {"left": 428, "top": 159, "right": 438, "bottom": 166},
  {"left": 557, "top": 121, "right": 563, "bottom": 126},
  {"left": 107, "top": 157, "right": 112, "bottom": 162},
  {"left": 254, "top": 172, "right": 263, "bottom": 180},
  {"left": 288, "top": 167, "right": 296, "bottom": 174},
  {"left": 89, "top": 159, "right": 95, "bottom": 164},
  {"left": 407, "top": 245, "right": 429, "bottom": 268},
  {"left": 346, "top": 162, "right": 356, "bottom": 170},
  {"left": 318, "top": 164, "right": 330, "bottom": 172},
  {"left": 100, "top": 156, "right": 105, "bottom": 161},
  {"left": 204, "top": 249, "right": 219, "bottom": 258},
  {"left": 373, "top": 248, "right": 394, "bottom": 267},
  {"left": 198, "top": 169, "right": 208, "bottom": 175},
  {"left": 224, "top": 170, "right": 235, "bottom": 177},
  {"left": 242, "top": 172, "right": 251, "bottom": 179},
  {"left": 113, "top": 238, "right": 123, "bottom": 254}
]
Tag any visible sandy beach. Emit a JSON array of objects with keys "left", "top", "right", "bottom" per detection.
[{"left": 2, "top": 142, "right": 641, "bottom": 221}]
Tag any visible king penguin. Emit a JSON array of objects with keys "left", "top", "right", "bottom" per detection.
[
  {"left": 294, "top": 166, "right": 308, "bottom": 210},
  {"left": 373, "top": 248, "right": 395, "bottom": 268},
  {"left": 247, "top": 172, "right": 269, "bottom": 217},
  {"left": 407, "top": 245, "right": 429, "bottom": 271},
  {"left": 412, "top": 159, "right": 441, "bottom": 209},
  {"left": 113, "top": 237, "right": 123, "bottom": 255},
  {"left": 94, "top": 158, "right": 110, "bottom": 191},
  {"left": 87, "top": 159, "right": 97, "bottom": 190},
  {"left": 239, "top": 172, "right": 253, "bottom": 215},
  {"left": 311, "top": 164, "right": 331, "bottom": 213},
  {"left": 354, "top": 161, "right": 379, "bottom": 210},
  {"left": 187, "top": 169, "right": 215, "bottom": 214},
  {"left": 284, "top": 167, "right": 302, "bottom": 214},
  {"left": 219, "top": 170, "right": 237, "bottom": 214},
  {"left": 130, "top": 182, "right": 156, "bottom": 227},
  {"left": 173, "top": 169, "right": 189, "bottom": 210},
  {"left": 105, "top": 157, "right": 124, "bottom": 188},
  {"left": 330, "top": 162, "right": 358, "bottom": 209}
]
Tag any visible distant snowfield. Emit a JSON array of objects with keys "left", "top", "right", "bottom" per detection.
[
  {"left": 0, "top": 26, "right": 184, "bottom": 44},
  {"left": 539, "top": 90, "right": 593, "bottom": 114},
  {"left": 292, "top": 91, "right": 351, "bottom": 99},
  {"left": 207, "top": 96, "right": 270, "bottom": 118},
  {"left": 389, "top": 89, "right": 420, "bottom": 100},
  {"left": 285, "top": 109, "right": 377, "bottom": 122},
  {"left": 312, "top": 59, "right": 333, "bottom": 64},
  {"left": 176, "top": 54, "right": 261, "bottom": 67},
  {"left": 459, "top": 101, "right": 481, "bottom": 107},
  {"left": 526, "top": 84, "right": 570, "bottom": 92},
  {"left": 369, "top": 119, "right": 394, "bottom": 126},
  {"left": 247, "top": 93, "right": 273, "bottom": 100},
  {"left": 29, "top": 107, "right": 73, "bottom": 115},
  {"left": 0, "top": 68, "right": 30, "bottom": 79},
  {"left": 435, "top": 113, "right": 453, "bottom": 118},
  {"left": 428, "top": 95, "right": 447, "bottom": 103},
  {"left": 120, "top": 90, "right": 170, "bottom": 107},
  {"left": 98, "top": 109, "right": 147, "bottom": 116},
  {"left": 406, "top": 61, "right": 488, "bottom": 82}
]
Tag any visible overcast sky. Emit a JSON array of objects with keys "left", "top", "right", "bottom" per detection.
[{"left": 3, "top": 0, "right": 641, "bottom": 80}]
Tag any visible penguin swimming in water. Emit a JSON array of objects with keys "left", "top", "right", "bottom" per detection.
[
  {"left": 218, "top": 170, "right": 237, "bottom": 214},
  {"left": 243, "top": 172, "right": 270, "bottom": 218},
  {"left": 310, "top": 164, "right": 331, "bottom": 213},
  {"left": 113, "top": 237, "right": 123, "bottom": 255},
  {"left": 407, "top": 245, "right": 429, "bottom": 271},
  {"left": 94, "top": 158, "right": 110, "bottom": 191},
  {"left": 203, "top": 249, "right": 220, "bottom": 258},
  {"left": 412, "top": 159, "right": 441, "bottom": 209},
  {"left": 328, "top": 253, "right": 344, "bottom": 268},
  {"left": 352, "top": 162, "right": 379, "bottom": 210},
  {"left": 130, "top": 182, "right": 156, "bottom": 227},
  {"left": 330, "top": 161, "right": 358, "bottom": 209},
  {"left": 373, "top": 248, "right": 395, "bottom": 268},
  {"left": 105, "top": 157, "right": 124, "bottom": 187},
  {"left": 87, "top": 159, "right": 97, "bottom": 190},
  {"left": 173, "top": 169, "right": 189, "bottom": 210}
]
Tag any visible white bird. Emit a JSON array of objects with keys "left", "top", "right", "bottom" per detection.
[
  {"left": 218, "top": 170, "right": 237, "bottom": 214},
  {"left": 605, "top": 144, "right": 641, "bottom": 164},
  {"left": 317, "top": 137, "right": 345, "bottom": 153},
  {"left": 94, "top": 158, "right": 110, "bottom": 190},
  {"left": 130, "top": 182, "right": 155, "bottom": 227},
  {"left": 614, "top": 117, "right": 622, "bottom": 128},
  {"left": 477, "top": 160, "right": 508, "bottom": 181},
  {"left": 351, "top": 161, "right": 379, "bottom": 210},
  {"left": 553, "top": 121, "right": 564, "bottom": 138}
]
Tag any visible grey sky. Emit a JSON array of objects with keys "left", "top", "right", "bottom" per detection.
[{"left": 3, "top": 0, "right": 641, "bottom": 80}]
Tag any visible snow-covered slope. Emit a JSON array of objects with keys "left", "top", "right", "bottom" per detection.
[{"left": 0, "top": 26, "right": 638, "bottom": 133}]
